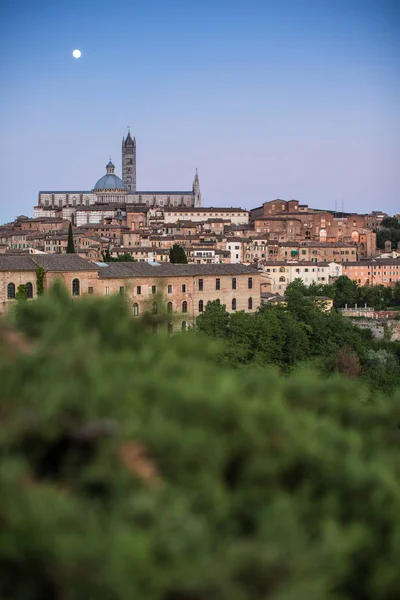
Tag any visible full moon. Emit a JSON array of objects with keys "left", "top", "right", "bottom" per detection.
[{"left": 72, "top": 49, "right": 81, "bottom": 59}]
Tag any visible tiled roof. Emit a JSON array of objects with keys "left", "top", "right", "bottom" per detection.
[
  {"left": 32, "top": 255, "right": 99, "bottom": 272},
  {"left": 0, "top": 255, "right": 37, "bottom": 271},
  {"left": 98, "top": 262, "right": 257, "bottom": 279}
]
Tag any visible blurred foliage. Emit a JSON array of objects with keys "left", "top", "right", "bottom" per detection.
[{"left": 1, "top": 283, "right": 400, "bottom": 599}]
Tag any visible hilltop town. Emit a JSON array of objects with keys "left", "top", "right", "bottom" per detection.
[{"left": 1, "top": 132, "right": 399, "bottom": 321}]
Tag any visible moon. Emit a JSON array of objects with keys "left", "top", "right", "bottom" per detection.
[{"left": 72, "top": 49, "right": 82, "bottom": 59}]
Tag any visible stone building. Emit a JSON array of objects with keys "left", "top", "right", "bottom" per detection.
[{"left": 0, "top": 256, "right": 260, "bottom": 325}]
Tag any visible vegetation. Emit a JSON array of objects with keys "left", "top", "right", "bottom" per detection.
[
  {"left": 15, "top": 284, "right": 27, "bottom": 301},
  {"left": 66, "top": 221, "right": 75, "bottom": 254},
  {"left": 376, "top": 216, "right": 400, "bottom": 250},
  {"left": 295, "top": 276, "right": 400, "bottom": 310},
  {"left": 35, "top": 266, "right": 45, "bottom": 296},
  {"left": 102, "top": 247, "right": 137, "bottom": 262},
  {"left": 1, "top": 284, "right": 400, "bottom": 599},
  {"left": 197, "top": 282, "right": 400, "bottom": 392},
  {"left": 169, "top": 243, "right": 188, "bottom": 264}
]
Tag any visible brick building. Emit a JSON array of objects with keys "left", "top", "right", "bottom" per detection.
[{"left": 0, "top": 256, "right": 260, "bottom": 326}]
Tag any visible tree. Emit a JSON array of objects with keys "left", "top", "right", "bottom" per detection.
[
  {"left": 66, "top": 221, "right": 75, "bottom": 253},
  {"left": 334, "top": 345, "right": 362, "bottom": 377},
  {"left": 196, "top": 300, "right": 229, "bottom": 338},
  {"left": 1, "top": 287, "right": 400, "bottom": 599},
  {"left": 331, "top": 275, "right": 360, "bottom": 308},
  {"left": 15, "top": 284, "right": 27, "bottom": 301},
  {"left": 169, "top": 243, "right": 188, "bottom": 264},
  {"left": 36, "top": 266, "right": 45, "bottom": 296}
]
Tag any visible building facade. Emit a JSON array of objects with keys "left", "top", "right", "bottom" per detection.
[{"left": 36, "top": 132, "right": 201, "bottom": 217}]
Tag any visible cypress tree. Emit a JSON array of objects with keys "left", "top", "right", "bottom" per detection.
[
  {"left": 66, "top": 222, "right": 75, "bottom": 254},
  {"left": 169, "top": 243, "right": 188, "bottom": 263}
]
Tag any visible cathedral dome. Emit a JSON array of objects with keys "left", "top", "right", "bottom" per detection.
[
  {"left": 94, "top": 174, "right": 126, "bottom": 190},
  {"left": 93, "top": 160, "right": 127, "bottom": 191}
]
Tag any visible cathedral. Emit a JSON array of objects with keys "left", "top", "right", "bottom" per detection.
[{"left": 36, "top": 131, "right": 201, "bottom": 215}]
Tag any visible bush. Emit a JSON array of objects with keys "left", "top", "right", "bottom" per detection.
[{"left": 1, "top": 286, "right": 400, "bottom": 599}]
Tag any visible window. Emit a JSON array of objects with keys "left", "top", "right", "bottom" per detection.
[
  {"left": 232, "top": 298, "right": 236, "bottom": 310},
  {"left": 72, "top": 278, "right": 80, "bottom": 296},
  {"left": 119, "top": 286, "right": 125, "bottom": 295},
  {"left": 216, "top": 299, "right": 220, "bottom": 305},
  {"left": 167, "top": 302, "right": 173, "bottom": 314},
  {"left": 136, "top": 286, "right": 141, "bottom": 295},
  {"left": 232, "top": 277, "right": 237, "bottom": 290},
  {"left": 168, "top": 284, "right": 172, "bottom": 293},
  {"left": 152, "top": 302, "right": 158, "bottom": 315},
  {"left": 88, "top": 287, "right": 94, "bottom": 295},
  {"left": 216, "top": 278, "right": 220, "bottom": 290},
  {"left": 182, "top": 301, "right": 188, "bottom": 313},
  {"left": 198, "top": 278, "right": 203, "bottom": 291},
  {"left": 248, "top": 277, "right": 253, "bottom": 289},
  {"left": 248, "top": 297, "right": 253, "bottom": 310},
  {"left": 133, "top": 303, "right": 139, "bottom": 316},
  {"left": 7, "top": 283, "right": 15, "bottom": 299},
  {"left": 105, "top": 287, "right": 109, "bottom": 296},
  {"left": 25, "top": 282, "right": 33, "bottom": 299},
  {"left": 152, "top": 285, "right": 156, "bottom": 294},
  {"left": 182, "top": 284, "right": 186, "bottom": 293},
  {"left": 198, "top": 300, "right": 204, "bottom": 312}
]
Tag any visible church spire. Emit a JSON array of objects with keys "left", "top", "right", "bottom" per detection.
[{"left": 193, "top": 168, "right": 201, "bottom": 207}]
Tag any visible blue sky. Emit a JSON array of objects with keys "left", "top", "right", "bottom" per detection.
[{"left": 1, "top": 0, "right": 399, "bottom": 222}]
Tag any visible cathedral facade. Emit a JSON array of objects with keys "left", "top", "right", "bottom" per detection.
[{"left": 35, "top": 131, "right": 201, "bottom": 218}]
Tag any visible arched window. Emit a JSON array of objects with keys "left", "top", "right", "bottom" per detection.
[
  {"left": 216, "top": 299, "right": 220, "bottom": 305},
  {"left": 279, "top": 266, "right": 285, "bottom": 272},
  {"left": 198, "top": 300, "right": 204, "bottom": 313},
  {"left": 232, "top": 298, "right": 236, "bottom": 311},
  {"left": 182, "top": 301, "right": 187, "bottom": 313},
  {"left": 26, "top": 282, "right": 33, "bottom": 299},
  {"left": 167, "top": 322, "right": 173, "bottom": 335},
  {"left": 167, "top": 302, "right": 173, "bottom": 314},
  {"left": 351, "top": 231, "right": 360, "bottom": 242},
  {"left": 248, "top": 297, "right": 253, "bottom": 310},
  {"left": 72, "top": 278, "right": 80, "bottom": 296},
  {"left": 181, "top": 321, "right": 187, "bottom": 331},
  {"left": 319, "top": 229, "right": 327, "bottom": 242},
  {"left": 152, "top": 302, "right": 158, "bottom": 315},
  {"left": 279, "top": 276, "right": 285, "bottom": 282},
  {"left": 133, "top": 303, "right": 139, "bottom": 316},
  {"left": 7, "top": 283, "right": 15, "bottom": 299}
]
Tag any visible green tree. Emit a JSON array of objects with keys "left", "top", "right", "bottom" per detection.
[
  {"left": 331, "top": 275, "right": 360, "bottom": 308},
  {"left": 1, "top": 287, "right": 400, "bottom": 599},
  {"left": 66, "top": 221, "right": 75, "bottom": 253},
  {"left": 15, "top": 284, "right": 27, "bottom": 301},
  {"left": 36, "top": 266, "right": 45, "bottom": 296},
  {"left": 196, "top": 300, "right": 229, "bottom": 338},
  {"left": 169, "top": 243, "right": 188, "bottom": 264}
]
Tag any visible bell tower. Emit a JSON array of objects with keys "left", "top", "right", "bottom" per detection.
[{"left": 122, "top": 129, "right": 136, "bottom": 192}]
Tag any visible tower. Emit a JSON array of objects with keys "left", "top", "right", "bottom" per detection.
[
  {"left": 122, "top": 130, "right": 136, "bottom": 192},
  {"left": 193, "top": 168, "right": 201, "bottom": 207}
]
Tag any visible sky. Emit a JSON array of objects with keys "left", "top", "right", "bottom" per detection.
[{"left": 0, "top": 0, "right": 399, "bottom": 222}]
